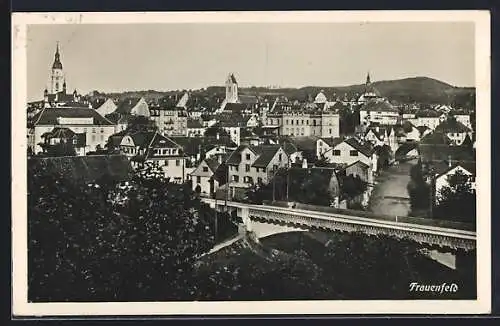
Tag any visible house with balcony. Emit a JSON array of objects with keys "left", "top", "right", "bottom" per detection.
[
  {"left": 189, "top": 156, "right": 228, "bottom": 197},
  {"left": 29, "top": 107, "right": 116, "bottom": 154},
  {"left": 225, "top": 144, "right": 289, "bottom": 198},
  {"left": 117, "top": 131, "right": 187, "bottom": 183},
  {"left": 322, "top": 137, "right": 377, "bottom": 169}
]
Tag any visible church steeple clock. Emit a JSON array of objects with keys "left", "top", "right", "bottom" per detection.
[{"left": 50, "top": 42, "right": 64, "bottom": 94}]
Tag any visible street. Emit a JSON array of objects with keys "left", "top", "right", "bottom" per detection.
[{"left": 368, "top": 159, "right": 418, "bottom": 217}]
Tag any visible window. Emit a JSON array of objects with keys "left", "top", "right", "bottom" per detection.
[
  {"left": 233, "top": 175, "right": 239, "bottom": 182},
  {"left": 350, "top": 150, "right": 358, "bottom": 156},
  {"left": 100, "top": 128, "right": 104, "bottom": 133},
  {"left": 301, "top": 120, "right": 304, "bottom": 125},
  {"left": 196, "top": 176, "right": 201, "bottom": 183},
  {"left": 257, "top": 177, "right": 263, "bottom": 184},
  {"left": 291, "top": 120, "right": 294, "bottom": 125},
  {"left": 273, "top": 164, "right": 278, "bottom": 171},
  {"left": 176, "top": 159, "right": 180, "bottom": 166},
  {"left": 92, "top": 128, "right": 96, "bottom": 133},
  {"left": 202, "top": 166, "right": 209, "bottom": 172},
  {"left": 285, "top": 119, "right": 289, "bottom": 124},
  {"left": 245, "top": 164, "right": 250, "bottom": 172},
  {"left": 306, "top": 120, "right": 309, "bottom": 125},
  {"left": 278, "top": 154, "right": 282, "bottom": 161},
  {"left": 329, "top": 128, "right": 332, "bottom": 134},
  {"left": 246, "top": 153, "right": 251, "bottom": 160},
  {"left": 235, "top": 165, "right": 239, "bottom": 172},
  {"left": 333, "top": 150, "right": 341, "bottom": 156},
  {"left": 83, "top": 128, "right": 87, "bottom": 132}
]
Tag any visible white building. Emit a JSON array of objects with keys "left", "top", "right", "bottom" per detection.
[{"left": 29, "top": 107, "right": 116, "bottom": 154}]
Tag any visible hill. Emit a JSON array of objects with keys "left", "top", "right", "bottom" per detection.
[{"left": 86, "top": 76, "right": 475, "bottom": 108}]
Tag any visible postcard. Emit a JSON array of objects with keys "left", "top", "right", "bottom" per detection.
[{"left": 11, "top": 10, "right": 491, "bottom": 316}]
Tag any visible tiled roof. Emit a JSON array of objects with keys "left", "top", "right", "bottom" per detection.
[
  {"left": 224, "top": 103, "right": 248, "bottom": 113},
  {"left": 320, "top": 137, "right": 344, "bottom": 147},
  {"left": 32, "top": 107, "right": 114, "bottom": 126},
  {"left": 361, "top": 99, "right": 398, "bottom": 112},
  {"left": 344, "top": 138, "right": 374, "bottom": 157},
  {"left": 251, "top": 145, "right": 282, "bottom": 168},
  {"left": 395, "top": 141, "right": 419, "bottom": 159},
  {"left": 28, "top": 155, "right": 133, "bottom": 184},
  {"left": 279, "top": 136, "right": 319, "bottom": 152},
  {"left": 239, "top": 95, "right": 259, "bottom": 105},
  {"left": 225, "top": 145, "right": 251, "bottom": 165},
  {"left": 419, "top": 136, "right": 474, "bottom": 163},
  {"left": 415, "top": 109, "right": 440, "bottom": 118},
  {"left": 218, "top": 113, "right": 246, "bottom": 127},
  {"left": 187, "top": 118, "right": 204, "bottom": 128},
  {"left": 115, "top": 97, "right": 142, "bottom": 115},
  {"left": 129, "top": 131, "right": 157, "bottom": 148},
  {"left": 434, "top": 118, "right": 472, "bottom": 133},
  {"left": 434, "top": 161, "right": 476, "bottom": 178}
]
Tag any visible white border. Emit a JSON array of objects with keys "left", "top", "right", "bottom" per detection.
[{"left": 12, "top": 11, "right": 491, "bottom": 316}]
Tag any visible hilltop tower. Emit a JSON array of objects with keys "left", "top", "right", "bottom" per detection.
[
  {"left": 225, "top": 73, "right": 239, "bottom": 103},
  {"left": 50, "top": 42, "right": 64, "bottom": 94}
]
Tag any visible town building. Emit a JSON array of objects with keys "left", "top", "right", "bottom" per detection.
[
  {"left": 434, "top": 162, "right": 476, "bottom": 204},
  {"left": 186, "top": 118, "right": 206, "bottom": 137},
  {"left": 434, "top": 118, "right": 473, "bottom": 146},
  {"left": 149, "top": 106, "right": 188, "bottom": 137},
  {"left": 39, "top": 127, "right": 87, "bottom": 156},
  {"left": 95, "top": 98, "right": 118, "bottom": 117},
  {"left": 225, "top": 144, "right": 290, "bottom": 193},
  {"left": 322, "top": 137, "right": 376, "bottom": 168},
  {"left": 116, "top": 131, "right": 187, "bottom": 183},
  {"left": 189, "top": 156, "right": 228, "bottom": 197},
  {"left": 41, "top": 43, "right": 86, "bottom": 108},
  {"left": 359, "top": 99, "right": 400, "bottom": 126},
  {"left": 29, "top": 107, "right": 116, "bottom": 154}
]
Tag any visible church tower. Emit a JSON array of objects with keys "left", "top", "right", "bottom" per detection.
[
  {"left": 50, "top": 42, "right": 64, "bottom": 94},
  {"left": 225, "top": 73, "right": 238, "bottom": 103}
]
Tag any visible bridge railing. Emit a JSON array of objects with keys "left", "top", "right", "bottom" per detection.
[{"left": 261, "top": 200, "right": 475, "bottom": 232}]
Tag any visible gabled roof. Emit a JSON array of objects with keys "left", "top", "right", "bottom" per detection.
[
  {"left": 187, "top": 118, "right": 204, "bottom": 128},
  {"left": 128, "top": 131, "right": 157, "bottom": 148},
  {"left": 115, "top": 97, "right": 143, "bottom": 115},
  {"left": 223, "top": 103, "right": 248, "bottom": 113},
  {"left": 435, "top": 162, "right": 476, "bottom": 179},
  {"left": 239, "top": 95, "right": 259, "bottom": 105},
  {"left": 416, "top": 125, "right": 431, "bottom": 135},
  {"left": 148, "top": 132, "right": 181, "bottom": 149},
  {"left": 32, "top": 107, "right": 114, "bottom": 126},
  {"left": 251, "top": 145, "right": 282, "bottom": 168},
  {"left": 279, "top": 136, "right": 319, "bottom": 152},
  {"left": 344, "top": 160, "right": 371, "bottom": 170},
  {"left": 434, "top": 118, "right": 472, "bottom": 133},
  {"left": 360, "top": 99, "right": 398, "bottom": 112},
  {"left": 395, "top": 141, "right": 419, "bottom": 159},
  {"left": 343, "top": 138, "right": 374, "bottom": 157},
  {"left": 319, "top": 137, "right": 344, "bottom": 147}
]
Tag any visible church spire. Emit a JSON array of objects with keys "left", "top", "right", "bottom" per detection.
[
  {"left": 52, "top": 41, "right": 63, "bottom": 70},
  {"left": 366, "top": 71, "right": 371, "bottom": 85}
]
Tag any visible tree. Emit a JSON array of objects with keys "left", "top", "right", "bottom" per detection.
[
  {"left": 341, "top": 174, "right": 367, "bottom": 200},
  {"left": 28, "top": 160, "right": 218, "bottom": 302},
  {"left": 435, "top": 169, "right": 476, "bottom": 222},
  {"left": 39, "top": 140, "right": 77, "bottom": 157}
]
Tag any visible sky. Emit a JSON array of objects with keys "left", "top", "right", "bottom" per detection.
[{"left": 26, "top": 22, "right": 475, "bottom": 102}]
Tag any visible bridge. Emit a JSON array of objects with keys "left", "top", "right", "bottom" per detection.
[{"left": 201, "top": 198, "right": 476, "bottom": 252}]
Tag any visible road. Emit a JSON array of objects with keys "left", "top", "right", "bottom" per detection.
[{"left": 368, "top": 159, "right": 417, "bottom": 217}]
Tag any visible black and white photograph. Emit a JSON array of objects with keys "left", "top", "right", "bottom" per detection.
[{"left": 12, "top": 11, "right": 491, "bottom": 316}]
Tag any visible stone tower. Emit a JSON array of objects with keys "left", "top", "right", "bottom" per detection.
[
  {"left": 50, "top": 42, "right": 64, "bottom": 94},
  {"left": 225, "top": 73, "right": 238, "bottom": 103}
]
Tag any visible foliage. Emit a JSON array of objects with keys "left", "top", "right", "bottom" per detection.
[
  {"left": 127, "top": 116, "right": 157, "bottom": 133},
  {"left": 314, "top": 155, "right": 330, "bottom": 167},
  {"left": 407, "top": 163, "right": 430, "bottom": 213},
  {"left": 340, "top": 174, "right": 367, "bottom": 200},
  {"left": 28, "top": 162, "right": 217, "bottom": 301},
  {"left": 435, "top": 169, "right": 476, "bottom": 223},
  {"left": 204, "top": 126, "right": 230, "bottom": 138},
  {"left": 38, "top": 141, "right": 77, "bottom": 157},
  {"left": 339, "top": 106, "right": 357, "bottom": 135},
  {"left": 194, "top": 231, "right": 475, "bottom": 300}
]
